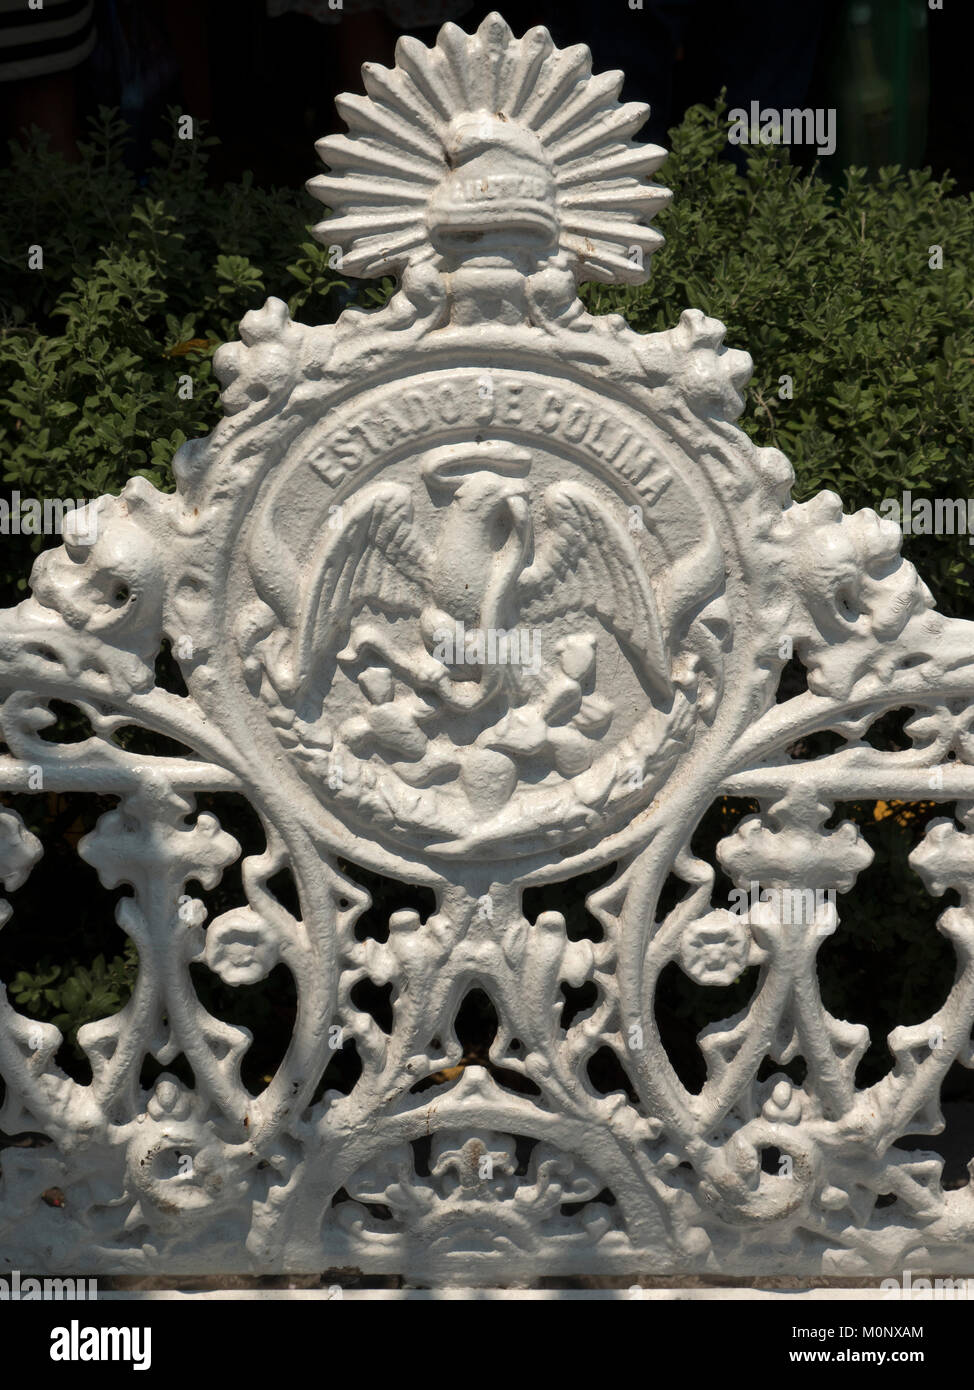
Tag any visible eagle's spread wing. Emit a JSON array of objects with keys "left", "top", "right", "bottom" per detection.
[
  {"left": 294, "top": 483, "right": 431, "bottom": 689},
  {"left": 519, "top": 482, "right": 671, "bottom": 699}
]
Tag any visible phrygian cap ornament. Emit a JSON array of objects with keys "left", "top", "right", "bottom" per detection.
[{"left": 2, "top": 14, "right": 974, "bottom": 1283}]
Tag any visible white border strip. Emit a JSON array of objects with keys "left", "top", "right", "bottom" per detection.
[{"left": 88, "top": 1288, "right": 925, "bottom": 1301}]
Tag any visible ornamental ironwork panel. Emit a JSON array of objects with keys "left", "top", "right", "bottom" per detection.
[{"left": 2, "top": 13, "right": 974, "bottom": 1282}]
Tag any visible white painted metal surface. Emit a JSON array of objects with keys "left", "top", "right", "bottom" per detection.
[{"left": 2, "top": 13, "right": 974, "bottom": 1281}]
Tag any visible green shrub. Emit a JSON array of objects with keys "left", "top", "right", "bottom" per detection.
[
  {"left": 8, "top": 945, "right": 138, "bottom": 1048},
  {"left": 583, "top": 98, "right": 974, "bottom": 617}
]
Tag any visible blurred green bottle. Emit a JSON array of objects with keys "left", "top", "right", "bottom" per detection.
[{"left": 830, "top": 0, "right": 929, "bottom": 174}]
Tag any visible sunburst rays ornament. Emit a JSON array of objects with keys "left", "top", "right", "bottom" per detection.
[
  {"left": 217, "top": 11, "right": 751, "bottom": 858},
  {"left": 308, "top": 10, "right": 671, "bottom": 294}
]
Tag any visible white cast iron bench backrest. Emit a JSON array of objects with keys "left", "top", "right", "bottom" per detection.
[{"left": 1, "top": 13, "right": 973, "bottom": 1282}]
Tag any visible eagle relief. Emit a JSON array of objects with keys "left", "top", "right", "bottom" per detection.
[{"left": 220, "top": 13, "right": 739, "bottom": 863}]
